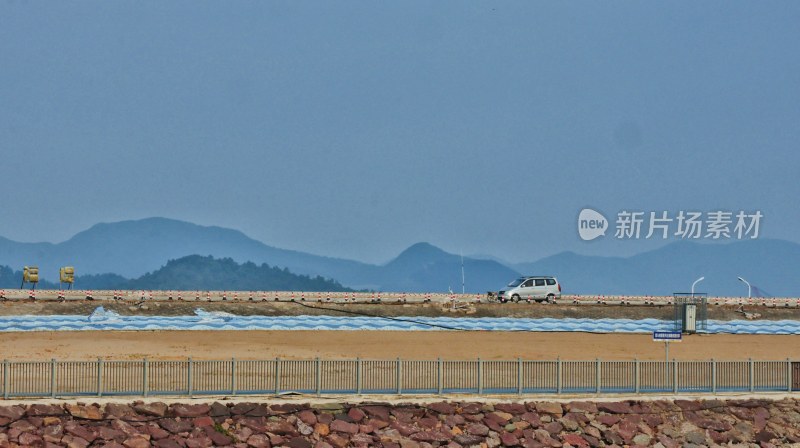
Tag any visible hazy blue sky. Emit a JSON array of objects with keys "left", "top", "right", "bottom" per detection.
[{"left": 1, "top": 1, "right": 798, "bottom": 263}]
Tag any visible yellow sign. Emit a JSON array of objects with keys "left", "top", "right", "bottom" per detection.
[
  {"left": 23, "top": 266, "right": 39, "bottom": 284},
  {"left": 60, "top": 266, "right": 75, "bottom": 284}
]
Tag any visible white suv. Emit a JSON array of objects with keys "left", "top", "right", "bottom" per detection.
[{"left": 497, "top": 276, "right": 561, "bottom": 303}]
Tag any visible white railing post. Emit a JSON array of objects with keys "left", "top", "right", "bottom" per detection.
[
  {"left": 437, "top": 358, "right": 443, "bottom": 395},
  {"left": 316, "top": 358, "right": 321, "bottom": 396},
  {"left": 97, "top": 358, "right": 104, "bottom": 397},
  {"left": 634, "top": 359, "right": 639, "bottom": 394},
  {"left": 673, "top": 359, "right": 678, "bottom": 394},
  {"left": 711, "top": 359, "right": 716, "bottom": 394},
  {"left": 517, "top": 358, "right": 523, "bottom": 395},
  {"left": 143, "top": 358, "right": 149, "bottom": 397},
  {"left": 749, "top": 358, "right": 754, "bottom": 392},
  {"left": 396, "top": 358, "right": 402, "bottom": 395},
  {"left": 274, "top": 358, "right": 281, "bottom": 394},
  {"left": 356, "top": 358, "right": 362, "bottom": 395},
  {"left": 51, "top": 359, "right": 57, "bottom": 398},
  {"left": 595, "top": 358, "right": 601, "bottom": 394},
  {"left": 557, "top": 358, "right": 562, "bottom": 395},
  {"left": 788, "top": 358, "right": 793, "bottom": 392},
  {"left": 188, "top": 358, "right": 193, "bottom": 397},
  {"left": 2, "top": 359, "right": 8, "bottom": 399},
  {"left": 231, "top": 358, "right": 236, "bottom": 396},
  {"left": 477, "top": 358, "right": 483, "bottom": 394}
]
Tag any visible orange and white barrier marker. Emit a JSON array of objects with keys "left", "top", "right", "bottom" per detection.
[
  {"left": 0, "top": 290, "right": 5, "bottom": 299},
  {"left": 29, "top": 290, "right": 36, "bottom": 300},
  {"left": 85, "top": 290, "right": 93, "bottom": 300}
]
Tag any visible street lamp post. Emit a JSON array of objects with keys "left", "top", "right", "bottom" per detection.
[
  {"left": 737, "top": 276, "right": 751, "bottom": 299},
  {"left": 691, "top": 276, "right": 705, "bottom": 298}
]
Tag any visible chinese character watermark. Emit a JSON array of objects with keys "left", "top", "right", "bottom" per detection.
[{"left": 578, "top": 209, "right": 762, "bottom": 241}]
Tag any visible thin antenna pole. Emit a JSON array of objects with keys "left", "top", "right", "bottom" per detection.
[{"left": 461, "top": 251, "right": 465, "bottom": 294}]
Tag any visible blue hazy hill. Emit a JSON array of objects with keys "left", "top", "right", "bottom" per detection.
[
  {"left": 515, "top": 239, "right": 800, "bottom": 297},
  {"left": 379, "top": 242, "right": 520, "bottom": 293},
  {"left": 1, "top": 218, "right": 799, "bottom": 295},
  {"left": 0, "top": 218, "right": 515, "bottom": 293}
]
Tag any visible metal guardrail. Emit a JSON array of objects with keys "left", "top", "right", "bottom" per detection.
[{"left": 1, "top": 358, "right": 798, "bottom": 398}]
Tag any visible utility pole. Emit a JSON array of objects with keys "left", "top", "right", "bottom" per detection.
[{"left": 460, "top": 251, "right": 465, "bottom": 294}]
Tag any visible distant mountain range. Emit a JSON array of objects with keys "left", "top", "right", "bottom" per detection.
[
  {"left": 516, "top": 239, "right": 800, "bottom": 297},
  {"left": 0, "top": 218, "right": 518, "bottom": 293},
  {"left": 0, "top": 217, "right": 798, "bottom": 296},
  {"left": 0, "top": 255, "right": 352, "bottom": 292}
]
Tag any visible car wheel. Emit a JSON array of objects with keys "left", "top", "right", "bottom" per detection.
[
  {"left": 547, "top": 294, "right": 555, "bottom": 303},
  {"left": 511, "top": 294, "right": 520, "bottom": 303}
]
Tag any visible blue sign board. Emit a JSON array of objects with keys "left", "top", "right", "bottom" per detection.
[{"left": 652, "top": 331, "right": 682, "bottom": 341}]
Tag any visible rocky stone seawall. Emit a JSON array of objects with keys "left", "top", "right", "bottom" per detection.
[{"left": 0, "top": 398, "right": 798, "bottom": 448}]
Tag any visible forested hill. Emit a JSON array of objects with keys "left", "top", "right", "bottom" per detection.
[
  {"left": 125, "top": 255, "right": 354, "bottom": 291},
  {"left": 0, "top": 255, "right": 354, "bottom": 292}
]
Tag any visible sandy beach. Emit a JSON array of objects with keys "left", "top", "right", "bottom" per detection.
[{"left": 1, "top": 330, "right": 798, "bottom": 361}]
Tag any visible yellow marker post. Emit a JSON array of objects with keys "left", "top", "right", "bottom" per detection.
[
  {"left": 60, "top": 266, "right": 75, "bottom": 290},
  {"left": 21, "top": 266, "right": 40, "bottom": 290}
]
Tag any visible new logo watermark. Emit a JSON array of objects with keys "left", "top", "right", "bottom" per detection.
[
  {"left": 578, "top": 208, "right": 608, "bottom": 241},
  {"left": 578, "top": 209, "right": 762, "bottom": 241}
]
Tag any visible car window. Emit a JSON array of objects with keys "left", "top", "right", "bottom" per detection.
[
  {"left": 546, "top": 279, "right": 556, "bottom": 285},
  {"left": 535, "top": 279, "right": 545, "bottom": 286},
  {"left": 508, "top": 277, "right": 524, "bottom": 287},
  {"left": 522, "top": 279, "right": 534, "bottom": 287}
]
